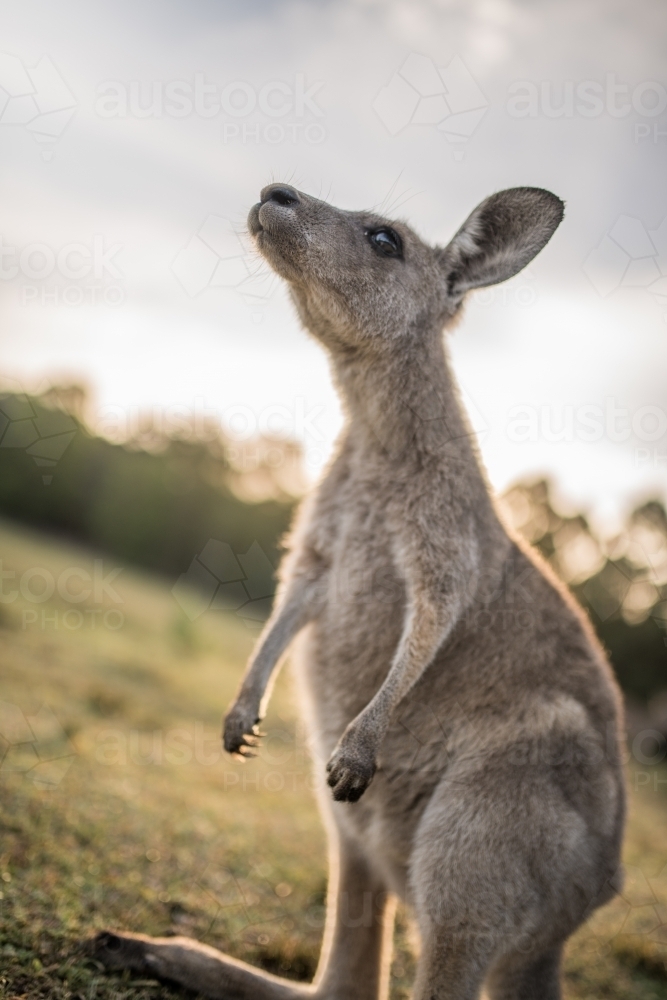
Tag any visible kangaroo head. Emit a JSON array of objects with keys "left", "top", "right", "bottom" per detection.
[{"left": 248, "top": 184, "right": 563, "bottom": 352}]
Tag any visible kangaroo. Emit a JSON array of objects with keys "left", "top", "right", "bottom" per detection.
[{"left": 95, "top": 184, "right": 626, "bottom": 1000}]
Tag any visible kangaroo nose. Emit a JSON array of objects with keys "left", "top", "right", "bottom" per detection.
[{"left": 260, "top": 184, "right": 300, "bottom": 207}]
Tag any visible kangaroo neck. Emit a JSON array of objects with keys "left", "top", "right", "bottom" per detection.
[{"left": 328, "top": 330, "right": 477, "bottom": 466}]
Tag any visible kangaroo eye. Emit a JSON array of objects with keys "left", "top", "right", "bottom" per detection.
[{"left": 368, "top": 228, "right": 403, "bottom": 258}]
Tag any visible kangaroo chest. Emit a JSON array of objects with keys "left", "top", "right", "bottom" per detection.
[{"left": 299, "top": 474, "right": 407, "bottom": 736}]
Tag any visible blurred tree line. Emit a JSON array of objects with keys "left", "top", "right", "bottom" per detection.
[
  {"left": 0, "top": 386, "right": 665, "bottom": 708},
  {"left": 0, "top": 385, "right": 296, "bottom": 576},
  {"left": 500, "top": 481, "right": 667, "bottom": 711}
]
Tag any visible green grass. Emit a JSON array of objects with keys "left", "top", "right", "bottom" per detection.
[{"left": 0, "top": 518, "right": 666, "bottom": 999}]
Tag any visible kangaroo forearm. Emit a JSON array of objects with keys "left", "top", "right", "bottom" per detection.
[
  {"left": 354, "top": 590, "right": 464, "bottom": 741},
  {"left": 224, "top": 570, "right": 327, "bottom": 755},
  {"left": 238, "top": 601, "right": 309, "bottom": 707},
  {"left": 235, "top": 571, "right": 327, "bottom": 709},
  {"left": 368, "top": 619, "right": 449, "bottom": 725}
]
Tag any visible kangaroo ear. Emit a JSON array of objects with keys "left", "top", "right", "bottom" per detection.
[{"left": 441, "top": 187, "right": 564, "bottom": 296}]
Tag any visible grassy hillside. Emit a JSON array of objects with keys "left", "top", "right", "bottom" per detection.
[{"left": 0, "top": 519, "right": 666, "bottom": 1000}]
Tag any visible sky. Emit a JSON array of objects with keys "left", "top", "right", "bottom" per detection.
[{"left": 1, "top": 0, "right": 666, "bottom": 533}]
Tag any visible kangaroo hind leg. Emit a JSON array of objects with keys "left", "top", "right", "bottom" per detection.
[
  {"left": 485, "top": 944, "right": 564, "bottom": 1000},
  {"left": 92, "top": 930, "right": 308, "bottom": 1000},
  {"left": 312, "top": 834, "right": 396, "bottom": 1000}
]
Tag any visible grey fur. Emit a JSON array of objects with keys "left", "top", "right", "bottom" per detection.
[{"left": 95, "top": 184, "right": 625, "bottom": 999}]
